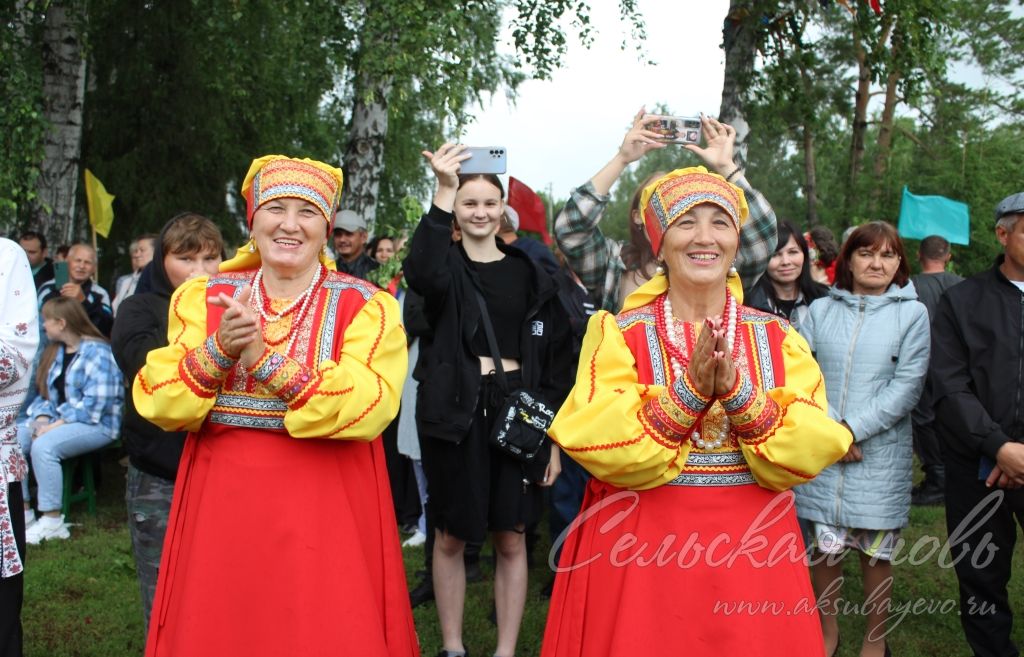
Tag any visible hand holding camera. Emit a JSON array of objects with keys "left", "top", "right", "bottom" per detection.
[
  {"left": 683, "top": 114, "right": 740, "bottom": 179},
  {"left": 616, "top": 108, "right": 668, "bottom": 165}
]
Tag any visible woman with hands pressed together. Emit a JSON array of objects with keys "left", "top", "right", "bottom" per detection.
[
  {"left": 404, "top": 144, "right": 572, "bottom": 657},
  {"left": 554, "top": 109, "right": 779, "bottom": 311},
  {"left": 134, "top": 156, "right": 417, "bottom": 657},
  {"left": 541, "top": 168, "right": 851, "bottom": 657}
]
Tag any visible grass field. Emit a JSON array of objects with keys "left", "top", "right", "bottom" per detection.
[{"left": 22, "top": 454, "right": 1024, "bottom": 657}]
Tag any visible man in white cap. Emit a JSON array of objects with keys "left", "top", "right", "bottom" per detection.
[
  {"left": 930, "top": 191, "right": 1024, "bottom": 657},
  {"left": 333, "top": 209, "right": 379, "bottom": 281}
]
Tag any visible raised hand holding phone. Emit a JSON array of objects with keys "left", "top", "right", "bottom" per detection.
[{"left": 422, "top": 143, "right": 471, "bottom": 212}]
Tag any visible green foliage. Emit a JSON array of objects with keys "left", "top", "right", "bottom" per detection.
[
  {"left": 366, "top": 195, "right": 423, "bottom": 289},
  {"left": 0, "top": 3, "right": 47, "bottom": 230},
  {"left": 741, "top": 0, "right": 1024, "bottom": 276}
]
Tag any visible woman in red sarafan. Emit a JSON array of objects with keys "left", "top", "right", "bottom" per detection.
[
  {"left": 542, "top": 164, "right": 852, "bottom": 657},
  {"left": 134, "top": 155, "right": 418, "bottom": 657}
]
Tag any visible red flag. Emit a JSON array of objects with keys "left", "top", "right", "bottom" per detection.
[
  {"left": 869, "top": 0, "right": 882, "bottom": 14},
  {"left": 508, "top": 177, "right": 552, "bottom": 245}
]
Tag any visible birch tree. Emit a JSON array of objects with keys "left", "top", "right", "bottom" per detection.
[{"left": 34, "top": 1, "right": 87, "bottom": 244}]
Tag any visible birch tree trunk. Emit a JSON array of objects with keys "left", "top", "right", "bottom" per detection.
[
  {"left": 718, "top": 0, "right": 758, "bottom": 169},
  {"left": 34, "top": 1, "right": 87, "bottom": 245},
  {"left": 341, "top": 75, "right": 392, "bottom": 236}
]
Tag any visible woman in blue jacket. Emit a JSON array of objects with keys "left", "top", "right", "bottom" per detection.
[{"left": 796, "top": 221, "right": 930, "bottom": 657}]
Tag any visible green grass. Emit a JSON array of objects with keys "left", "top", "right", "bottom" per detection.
[{"left": 23, "top": 455, "right": 1024, "bottom": 656}]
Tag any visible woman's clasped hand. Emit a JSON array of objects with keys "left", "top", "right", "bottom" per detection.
[{"left": 687, "top": 316, "right": 738, "bottom": 398}]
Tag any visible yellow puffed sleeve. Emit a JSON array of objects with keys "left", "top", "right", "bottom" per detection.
[
  {"left": 133, "top": 276, "right": 222, "bottom": 432},
  {"left": 260, "top": 290, "right": 407, "bottom": 440},
  {"left": 548, "top": 311, "right": 694, "bottom": 490},
  {"left": 734, "top": 326, "right": 852, "bottom": 491},
  {"left": 135, "top": 279, "right": 407, "bottom": 441}
]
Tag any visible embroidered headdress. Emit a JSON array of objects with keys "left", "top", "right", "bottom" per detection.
[
  {"left": 639, "top": 166, "right": 749, "bottom": 256},
  {"left": 240, "top": 155, "right": 344, "bottom": 231}
]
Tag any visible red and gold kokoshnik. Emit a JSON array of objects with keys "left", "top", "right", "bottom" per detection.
[
  {"left": 639, "top": 166, "right": 749, "bottom": 256},
  {"left": 241, "top": 156, "right": 344, "bottom": 229}
]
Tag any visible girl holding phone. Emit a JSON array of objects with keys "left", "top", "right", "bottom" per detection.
[{"left": 404, "top": 143, "right": 572, "bottom": 657}]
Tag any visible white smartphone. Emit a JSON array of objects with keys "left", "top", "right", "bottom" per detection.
[{"left": 460, "top": 147, "right": 507, "bottom": 175}]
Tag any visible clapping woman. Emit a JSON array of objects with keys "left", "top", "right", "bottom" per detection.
[
  {"left": 541, "top": 168, "right": 851, "bottom": 657},
  {"left": 134, "top": 156, "right": 417, "bottom": 657}
]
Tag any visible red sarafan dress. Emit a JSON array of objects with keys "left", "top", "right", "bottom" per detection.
[
  {"left": 542, "top": 277, "right": 851, "bottom": 657},
  {"left": 134, "top": 258, "right": 418, "bottom": 657}
]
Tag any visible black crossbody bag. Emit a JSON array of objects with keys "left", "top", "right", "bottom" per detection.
[{"left": 473, "top": 289, "right": 553, "bottom": 463}]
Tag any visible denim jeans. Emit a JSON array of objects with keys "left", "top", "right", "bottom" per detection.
[{"left": 19, "top": 422, "right": 113, "bottom": 512}]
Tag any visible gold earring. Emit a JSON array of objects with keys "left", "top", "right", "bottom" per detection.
[{"left": 248, "top": 237, "right": 257, "bottom": 253}]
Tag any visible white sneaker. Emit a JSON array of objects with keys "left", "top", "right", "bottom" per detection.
[
  {"left": 26, "top": 515, "right": 70, "bottom": 545},
  {"left": 402, "top": 530, "right": 426, "bottom": 547},
  {"left": 24, "top": 508, "right": 36, "bottom": 529}
]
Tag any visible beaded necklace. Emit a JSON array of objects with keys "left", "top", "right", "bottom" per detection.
[
  {"left": 250, "top": 265, "right": 325, "bottom": 356},
  {"left": 654, "top": 289, "right": 740, "bottom": 450}
]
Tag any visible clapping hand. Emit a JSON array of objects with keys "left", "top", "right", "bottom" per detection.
[{"left": 210, "top": 285, "right": 265, "bottom": 368}]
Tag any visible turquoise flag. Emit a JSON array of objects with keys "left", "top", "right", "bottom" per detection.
[{"left": 897, "top": 187, "right": 970, "bottom": 245}]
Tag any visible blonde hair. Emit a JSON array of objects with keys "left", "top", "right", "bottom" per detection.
[{"left": 35, "top": 297, "right": 107, "bottom": 399}]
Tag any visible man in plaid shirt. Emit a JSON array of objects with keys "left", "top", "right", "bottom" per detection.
[{"left": 556, "top": 111, "right": 777, "bottom": 312}]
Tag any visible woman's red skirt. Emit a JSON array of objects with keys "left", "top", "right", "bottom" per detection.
[
  {"left": 542, "top": 479, "right": 823, "bottom": 657},
  {"left": 145, "top": 423, "right": 419, "bottom": 657}
]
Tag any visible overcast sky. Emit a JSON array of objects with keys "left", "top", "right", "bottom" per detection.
[{"left": 461, "top": 0, "right": 730, "bottom": 199}]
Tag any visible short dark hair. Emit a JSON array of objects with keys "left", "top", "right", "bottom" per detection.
[
  {"left": 19, "top": 231, "right": 46, "bottom": 251},
  {"left": 918, "top": 235, "right": 951, "bottom": 261},
  {"left": 162, "top": 213, "right": 224, "bottom": 256},
  {"left": 833, "top": 221, "right": 910, "bottom": 291},
  {"left": 808, "top": 226, "right": 838, "bottom": 265}
]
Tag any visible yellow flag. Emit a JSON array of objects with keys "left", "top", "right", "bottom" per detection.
[{"left": 83, "top": 169, "right": 115, "bottom": 238}]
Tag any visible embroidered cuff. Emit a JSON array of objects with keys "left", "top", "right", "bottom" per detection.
[
  {"left": 247, "top": 348, "right": 318, "bottom": 408},
  {"left": 179, "top": 335, "right": 236, "bottom": 397},
  {"left": 638, "top": 373, "right": 710, "bottom": 444},
  {"left": 721, "top": 373, "right": 781, "bottom": 445}
]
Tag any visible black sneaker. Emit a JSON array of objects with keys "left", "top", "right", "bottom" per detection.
[
  {"left": 434, "top": 651, "right": 468, "bottom": 657},
  {"left": 465, "top": 560, "right": 483, "bottom": 583},
  {"left": 410, "top": 577, "right": 434, "bottom": 607}
]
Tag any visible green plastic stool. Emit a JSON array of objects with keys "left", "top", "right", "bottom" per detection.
[{"left": 61, "top": 452, "right": 98, "bottom": 519}]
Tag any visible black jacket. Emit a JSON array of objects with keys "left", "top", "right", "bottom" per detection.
[
  {"left": 403, "top": 205, "right": 573, "bottom": 443},
  {"left": 110, "top": 225, "right": 187, "bottom": 480},
  {"left": 32, "top": 259, "right": 54, "bottom": 291},
  {"left": 930, "top": 256, "right": 1024, "bottom": 461},
  {"left": 336, "top": 253, "right": 379, "bottom": 281}
]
